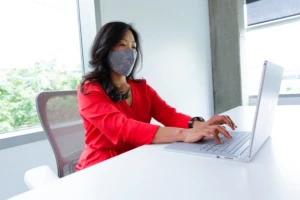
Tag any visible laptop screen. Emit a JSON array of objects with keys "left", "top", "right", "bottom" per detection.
[{"left": 248, "top": 61, "right": 284, "bottom": 158}]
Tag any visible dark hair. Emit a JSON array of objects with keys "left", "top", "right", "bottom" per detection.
[{"left": 80, "top": 21, "right": 142, "bottom": 102}]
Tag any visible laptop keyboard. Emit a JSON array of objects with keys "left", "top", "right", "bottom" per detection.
[{"left": 199, "top": 132, "right": 251, "bottom": 155}]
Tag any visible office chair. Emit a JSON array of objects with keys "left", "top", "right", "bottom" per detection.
[{"left": 24, "top": 90, "right": 85, "bottom": 189}]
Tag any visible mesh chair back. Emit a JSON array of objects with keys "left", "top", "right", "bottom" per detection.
[{"left": 36, "top": 90, "right": 85, "bottom": 178}]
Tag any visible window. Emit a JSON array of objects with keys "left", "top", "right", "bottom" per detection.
[
  {"left": 0, "top": 0, "right": 82, "bottom": 134},
  {"left": 245, "top": 20, "right": 300, "bottom": 96},
  {"left": 244, "top": 1, "right": 300, "bottom": 100}
]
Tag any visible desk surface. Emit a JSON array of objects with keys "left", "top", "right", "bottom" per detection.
[{"left": 10, "top": 106, "right": 300, "bottom": 200}]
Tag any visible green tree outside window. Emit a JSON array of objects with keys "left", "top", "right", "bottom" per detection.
[{"left": 0, "top": 57, "right": 81, "bottom": 133}]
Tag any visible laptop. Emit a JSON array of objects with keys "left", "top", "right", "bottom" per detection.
[{"left": 164, "top": 61, "right": 284, "bottom": 162}]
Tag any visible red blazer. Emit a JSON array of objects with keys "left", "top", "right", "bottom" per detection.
[{"left": 76, "top": 79, "right": 191, "bottom": 171}]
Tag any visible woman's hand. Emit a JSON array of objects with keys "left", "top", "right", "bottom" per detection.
[
  {"left": 207, "top": 115, "right": 237, "bottom": 130},
  {"left": 193, "top": 115, "right": 237, "bottom": 131},
  {"left": 152, "top": 115, "right": 237, "bottom": 144},
  {"left": 182, "top": 125, "right": 232, "bottom": 144}
]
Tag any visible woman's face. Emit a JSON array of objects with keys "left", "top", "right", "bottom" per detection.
[{"left": 113, "top": 30, "right": 137, "bottom": 54}]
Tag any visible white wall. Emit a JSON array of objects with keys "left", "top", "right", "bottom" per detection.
[
  {"left": 0, "top": 140, "right": 56, "bottom": 200},
  {"left": 100, "top": 0, "right": 214, "bottom": 119}
]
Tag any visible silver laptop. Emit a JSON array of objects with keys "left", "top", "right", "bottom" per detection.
[{"left": 164, "top": 61, "right": 284, "bottom": 162}]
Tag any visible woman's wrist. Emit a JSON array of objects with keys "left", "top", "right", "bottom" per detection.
[
  {"left": 152, "top": 127, "right": 186, "bottom": 143},
  {"left": 175, "top": 128, "right": 186, "bottom": 142}
]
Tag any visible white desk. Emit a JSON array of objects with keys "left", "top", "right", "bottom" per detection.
[{"left": 10, "top": 106, "right": 300, "bottom": 200}]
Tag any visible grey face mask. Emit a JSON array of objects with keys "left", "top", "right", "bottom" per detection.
[{"left": 108, "top": 49, "right": 137, "bottom": 76}]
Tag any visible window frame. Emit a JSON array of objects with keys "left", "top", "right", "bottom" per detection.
[{"left": 246, "top": 13, "right": 300, "bottom": 31}]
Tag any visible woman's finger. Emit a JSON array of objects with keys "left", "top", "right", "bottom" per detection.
[
  {"left": 226, "top": 115, "right": 237, "bottom": 128},
  {"left": 205, "top": 127, "right": 223, "bottom": 144},
  {"left": 201, "top": 129, "right": 213, "bottom": 138},
  {"left": 211, "top": 132, "right": 222, "bottom": 144},
  {"left": 225, "top": 115, "right": 236, "bottom": 130},
  {"left": 216, "top": 125, "right": 232, "bottom": 139},
  {"left": 218, "top": 115, "right": 233, "bottom": 129}
]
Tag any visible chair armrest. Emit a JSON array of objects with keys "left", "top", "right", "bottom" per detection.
[{"left": 24, "top": 165, "right": 59, "bottom": 190}]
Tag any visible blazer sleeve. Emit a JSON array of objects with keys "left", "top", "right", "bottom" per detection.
[
  {"left": 147, "top": 84, "right": 191, "bottom": 128},
  {"left": 78, "top": 83, "right": 159, "bottom": 147}
]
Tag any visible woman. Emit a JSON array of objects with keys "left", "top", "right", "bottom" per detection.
[{"left": 76, "top": 21, "right": 237, "bottom": 171}]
